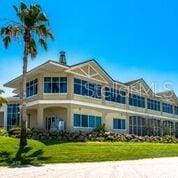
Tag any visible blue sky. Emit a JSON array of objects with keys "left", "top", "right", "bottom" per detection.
[{"left": 1, "top": 0, "right": 178, "bottom": 96}]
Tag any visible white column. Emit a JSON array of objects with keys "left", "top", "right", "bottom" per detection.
[
  {"left": 37, "top": 106, "right": 44, "bottom": 129},
  {"left": 3, "top": 104, "right": 7, "bottom": 130}
]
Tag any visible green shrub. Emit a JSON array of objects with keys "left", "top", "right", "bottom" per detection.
[
  {"left": 0, "top": 128, "right": 8, "bottom": 136},
  {"left": 94, "top": 124, "right": 106, "bottom": 133},
  {"left": 162, "top": 135, "right": 177, "bottom": 143}
]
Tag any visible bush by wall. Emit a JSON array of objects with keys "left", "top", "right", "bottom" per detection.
[{"left": 0, "top": 128, "right": 8, "bottom": 136}]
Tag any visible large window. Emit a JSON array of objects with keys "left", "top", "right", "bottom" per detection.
[
  {"left": 129, "top": 94, "right": 145, "bottom": 108},
  {"left": 175, "top": 106, "right": 178, "bottom": 115},
  {"left": 175, "top": 122, "right": 178, "bottom": 137},
  {"left": 163, "top": 120, "right": 174, "bottom": 135},
  {"left": 147, "top": 119, "right": 161, "bottom": 136},
  {"left": 113, "top": 118, "right": 126, "bottom": 130},
  {"left": 129, "top": 116, "right": 146, "bottom": 136},
  {"left": 26, "top": 79, "right": 38, "bottom": 97},
  {"left": 44, "top": 77, "right": 67, "bottom": 93},
  {"left": 147, "top": 99, "right": 160, "bottom": 111},
  {"left": 74, "top": 78, "right": 101, "bottom": 99},
  {"left": 7, "top": 104, "right": 20, "bottom": 129},
  {"left": 73, "top": 114, "right": 102, "bottom": 128},
  {"left": 162, "top": 103, "right": 173, "bottom": 114},
  {"left": 105, "top": 87, "right": 126, "bottom": 104}
]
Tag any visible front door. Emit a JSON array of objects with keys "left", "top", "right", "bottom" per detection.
[{"left": 46, "top": 116, "right": 64, "bottom": 131}]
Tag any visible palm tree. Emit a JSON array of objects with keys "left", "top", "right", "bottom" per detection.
[
  {"left": 0, "top": 89, "right": 8, "bottom": 105},
  {"left": 0, "top": 2, "right": 54, "bottom": 147}
]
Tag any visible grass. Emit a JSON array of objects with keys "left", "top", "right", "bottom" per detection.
[{"left": 1, "top": 136, "right": 178, "bottom": 166}]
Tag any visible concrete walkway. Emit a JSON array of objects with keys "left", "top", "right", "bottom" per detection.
[{"left": 1, "top": 157, "right": 178, "bottom": 178}]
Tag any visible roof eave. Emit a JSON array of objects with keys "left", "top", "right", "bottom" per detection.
[{"left": 4, "top": 60, "right": 69, "bottom": 88}]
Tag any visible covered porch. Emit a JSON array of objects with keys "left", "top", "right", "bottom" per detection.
[
  {"left": 27, "top": 104, "right": 71, "bottom": 131},
  {"left": 129, "top": 115, "right": 178, "bottom": 137}
]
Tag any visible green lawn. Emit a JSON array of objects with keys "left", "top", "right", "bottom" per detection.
[{"left": 1, "top": 136, "right": 178, "bottom": 166}]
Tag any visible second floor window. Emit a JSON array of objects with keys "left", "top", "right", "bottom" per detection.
[
  {"left": 129, "top": 94, "right": 145, "bottom": 108},
  {"left": 105, "top": 87, "right": 126, "bottom": 104},
  {"left": 162, "top": 103, "right": 173, "bottom": 114},
  {"left": 26, "top": 79, "right": 38, "bottom": 97},
  {"left": 44, "top": 77, "right": 67, "bottom": 93},
  {"left": 74, "top": 78, "right": 101, "bottom": 99},
  {"left": 147, "top": 99, "right": 160, "bottom": 111}
]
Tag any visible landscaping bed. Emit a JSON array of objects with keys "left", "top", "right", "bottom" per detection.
[{"left": 1, "top": 127, "right": 178, "bottom": 143}]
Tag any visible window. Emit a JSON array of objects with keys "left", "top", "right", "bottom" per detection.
[
  {"left": 105, "top": 87, "right": 126, "bottom": 104},
  {"left": 44, "top": 77, "right": 67, "bottom": 93},
  {"left": 7, "top": 104, "right": 20, "bottom": 129},
  {"left": 60, "top": 77, "right": 67, "bottom": 93},
  {"left": 73, "top": 114, "right": 102, "bottom": 128},
  {"left": 147, "top": 119, "right": 161, "bottom": 136},
  {"left": 175, "top": 106, "right": 178, "bottom": 115},
  {"left": 162, "top": 103, "right": 173, "bottom": 114},
  {"left": 81, "top": 115, "right": 88, "bottom": 127},
  {"left": 175, "top": 122, "right": 178, "bottom": 137},
  {"left": 163, "top": 120, "right": 174, "bottom": 135},
  {"left": 26, "top": 79, "right": 38, "bottom": 97},
  {"left": 129, "top": 94, "right": 145, "bottom": 108},
  {"left": 74, "top": 114, "right": 80, "bottom": 127},
  {"left": 74, "top": 78, "right": 101, "bottom": 99},
  {"left": 89, "top": 116, "right": 95, "bottom": 127},
  {"left": 129, "top": 116, "right": 146, "bottom": 136},
  {"left": 113, "top": 118, "right": 126, "bottom": 130},
  {"left": 147, "top": 99, "right": 160, "bottom": 111}
]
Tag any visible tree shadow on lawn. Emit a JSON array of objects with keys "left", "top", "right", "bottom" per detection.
[
  {"left": 0, "top": 146, "right": 51, "bottom": 167},
  {"left": 39, "top": 139, "right": 68, "bottom": 146}
]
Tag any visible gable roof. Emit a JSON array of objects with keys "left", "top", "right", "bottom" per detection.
[
  {"left": 4, "top": 60, "right": 69, "bottom": 87},
  {"left": 125, "top": 78, "right": 154, "bottom": 96},
  {"left": 125, "top": 78, "right": 143, "bottom": 85},
  {"left": 68, "top": 59, "right": 128, "bottom": 87},
  {"left": 156, "top": 90, "right": 178, "bottom": 104},
  {"left": 3, "top": 58, "right": 178, "bottom": 103},
  {"left": 70, "top": 59, "right": 113, "bottom": 81}
]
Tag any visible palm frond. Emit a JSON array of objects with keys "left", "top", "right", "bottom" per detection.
[
  {"left": 1, "top": 25, "right": 22, "bottom": 37},
  {"left": 1, "top": 2, "right": 54, "bottom": 57},
  {"left": 0, "top": 96, "right": 8, "bottom": 104},
  {"left": 35, "top": 25, "right": 54, "bottom": 39},
  {"left": 3, "top": 36, "right": 11, "bottom": 48},
  {"left": 13, "top": 5, "right": 18, "bottom": 13},
  {"left": 39, "top": 38, "right": 47, "bottom": 50},
  {"left": 20, "top": 2, "right": 27, "bottom": 11},
  {"left": 29, "top": 38, "right": 37, "bottom": 58},
  {"left": 0, "top": 25, "right": 22, "bottom": 48}
]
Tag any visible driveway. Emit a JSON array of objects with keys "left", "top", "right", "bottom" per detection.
[{"left": 1, "top": 157, "right": 178, "bottom": 178}]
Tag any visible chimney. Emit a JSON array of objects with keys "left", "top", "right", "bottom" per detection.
[{"left": 59, "top": 51, "right": 67, "bottom": 65}]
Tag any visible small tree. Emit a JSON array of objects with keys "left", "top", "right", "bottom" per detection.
[{"left": 0, "top": 2, "right": 54, "bottom": 147}]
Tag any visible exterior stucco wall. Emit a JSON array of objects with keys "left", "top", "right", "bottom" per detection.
[
  {"left": 27, "top": 109, "right": 37, "bottom": 128},
  {"left": 104, "top": 112, "right": 128, "bottom": 133}
]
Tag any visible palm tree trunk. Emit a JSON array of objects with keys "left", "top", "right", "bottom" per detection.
[{"left": 20, "top": 30, "right": 30, "bottom": 147}]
